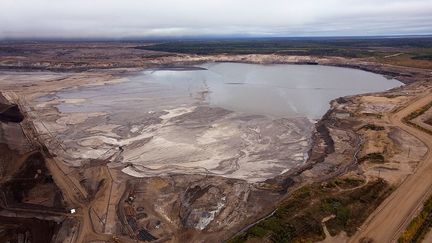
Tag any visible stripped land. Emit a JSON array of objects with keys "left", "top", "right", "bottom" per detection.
[{"left": 1, "top": 39, "right": 432, "bottom": 242}]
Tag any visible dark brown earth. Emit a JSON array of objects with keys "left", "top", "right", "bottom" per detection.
[
  {"left": 0, "top": 216, "right": 60, "bottom": 243},
  {"left": 0, "top": 42, "right": 431, "bottom": 242},
  {"left": 0, "top": 94, "right": 67, "bottom": 243},
  {"left": 0, "top": 94, "right": 23, "bottom": 122},
  {"left": 2, "top": 151, "right": 66, "bottom": 210},
  {"left": 425, "top": 117, "right": 432, "bottom": 126}
]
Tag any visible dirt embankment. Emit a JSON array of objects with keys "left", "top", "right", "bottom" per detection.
[
  {"left": 0, "top": 89, "right": 284, "bottom": 242},
  {"left": 0, "top": 93, "right": 72, "bottom": 243},
  {"left": 0, "top": 45, "right": 431, "bottom": 242},
  {"left": 1, "top": 42, "right": 431, "bottom": 84},
  {"left": 0, "top": 95, "right": 23, "bottom": 123},
  {"left": 231, "top": 79, "right": 432, "bottom": 242},
  {"left": 350, "top": 93, "right": 432, "bottom": 243}
]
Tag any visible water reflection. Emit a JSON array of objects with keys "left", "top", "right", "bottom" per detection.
[{"left": 55, "top": 63, "right": 403, "bottom": 119}]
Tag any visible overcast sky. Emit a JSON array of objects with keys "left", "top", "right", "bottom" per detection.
[{"left": 1, "top": 0, "right": 431, "bottom": 39}]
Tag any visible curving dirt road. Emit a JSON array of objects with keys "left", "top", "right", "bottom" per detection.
[{"left": 350, "top": 93, "right": 432, "bottom": 243}]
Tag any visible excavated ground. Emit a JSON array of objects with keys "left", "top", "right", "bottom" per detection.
[
  {"left": 0, "top": 45, "right": 431, "bottom": 242},
  {"left": 0, "top": 94, "right": 68, "bottom": 243}
]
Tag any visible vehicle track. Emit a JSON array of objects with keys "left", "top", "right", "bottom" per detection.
[
  {"left": 13, "top": 96, "right": 116, "bottom": 243},
  {"left": 350, "top": 93, "right": 432, "bottom": 243}
]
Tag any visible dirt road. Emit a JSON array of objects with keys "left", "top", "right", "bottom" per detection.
[
  {"left": 350, "top": 93, "right": 432, "bottom": 243},
  {"left": 14, "top": 97, "right": 115, "bottom": 243}
]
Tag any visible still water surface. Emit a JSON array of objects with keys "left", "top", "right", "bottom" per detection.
[{"left": 56, "top": 63, "right": 403, "bottom": 119}]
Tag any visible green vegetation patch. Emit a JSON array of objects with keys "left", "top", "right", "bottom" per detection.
[
  {"left": 229, "top": 179, "right": 391, "bottom": 243},
  {"left": 334, "top": 178, "right": 365, "bottom": 189},
  {"left": 403, "top": 101, "right": 432, "bottom": 121},
  {"left": 136, "top": 38, "right": 432, "bottom": 69},
  {"left": 359, "top": 152, "right": 385, "bottom": 164},
  {"left": 412, "top": 54, "right": 432, "bottom": 61},
  {"left": 359, "top": 124, "right": 385, "bottom": 131},
  {"left": 399, "top": 195, "right": 432, "bottom": 243},
  {"left": 322, "top": 178, "right": 365, "bottom": 190},
  {"left": 136, "top": 39, "right": 376, "bottom": 57}
]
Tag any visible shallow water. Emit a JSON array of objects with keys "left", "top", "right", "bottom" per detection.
[
  {"left": 55, "top": 62, "right": 403, "bottom": 119},
  {"left": 37, "top": 63, "right": 404, "bottom": 181}
]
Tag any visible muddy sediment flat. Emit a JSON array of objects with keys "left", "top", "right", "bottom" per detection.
[
  {"left": 0, "top": 52, "right": 426, "bottom": 242},
  {"left": 31, "top": 63, "right": 402, "bottom": 182}
]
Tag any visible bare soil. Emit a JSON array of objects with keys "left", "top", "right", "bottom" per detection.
[{"left": 0, "top": 42, "right": 431, "bottom": 242}]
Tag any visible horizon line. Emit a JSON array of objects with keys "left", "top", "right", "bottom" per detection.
[{"left": 1, "top": 33, "right": 432, "bottom": 43}]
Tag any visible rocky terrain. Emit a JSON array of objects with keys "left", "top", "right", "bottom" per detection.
[{"left": 1, "top": 42, "right": 432, "bottom": 243}]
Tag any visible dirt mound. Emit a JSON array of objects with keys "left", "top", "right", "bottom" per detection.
[
  {"left": 0, "top": 97, "right": 24, "bottom": 123},
  {"left": 426, "top": 117, "right": 432, "bottom": 126},
  {"left": 1, "top": 151, "right": 66, "bottom": 210}
]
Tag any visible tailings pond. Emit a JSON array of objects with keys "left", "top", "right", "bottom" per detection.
[
  {"left": 37, "top": 63, "right": 403, "bottom": 182},
  {"left": 57, "top": 62, "right": 403, "bottom": 119}
]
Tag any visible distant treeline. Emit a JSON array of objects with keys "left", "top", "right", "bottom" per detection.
[
  {"left": 135, "top": 37, "right": 432, "bottom": 57},
  {"left": 412, "top": 54, "right": 432, "bottom": 61}
]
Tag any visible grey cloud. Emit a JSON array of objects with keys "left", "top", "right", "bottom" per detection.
[{"left": 0, "top": 0, "right": 431, "bottom": 39}]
